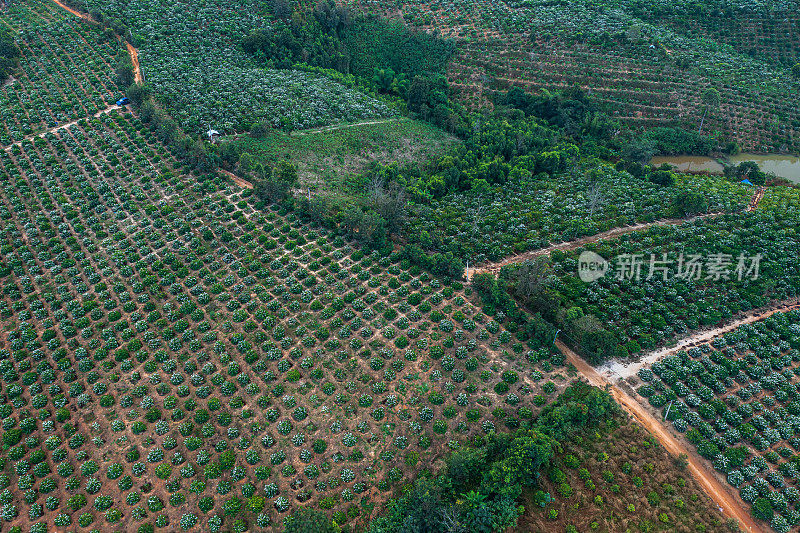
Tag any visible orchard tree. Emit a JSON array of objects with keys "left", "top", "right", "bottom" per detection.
[
  {"left": 367, "top": 177, "right": 407, "bottom": 234},
  {"left": 0, "top": 27, "right": 20, "bottom": 83}
]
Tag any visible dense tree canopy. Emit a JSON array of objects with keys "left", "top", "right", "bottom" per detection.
[{"left": 0, "top": 26, "right": 20, "bottom": 82}]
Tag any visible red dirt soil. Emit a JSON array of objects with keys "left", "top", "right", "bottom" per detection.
[
  {"left": 220, "top": 169, "right": 254, "bottom": 189},
  {"left": 50, "top": 0, "right": 88, "bottom": 19},
  {"left": 126, "top": 42, "right": 142, "bottom": 84}
]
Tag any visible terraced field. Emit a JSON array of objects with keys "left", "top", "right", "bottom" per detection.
[{"left": 344, "top": 0, "right": 800, "bottom": 152}]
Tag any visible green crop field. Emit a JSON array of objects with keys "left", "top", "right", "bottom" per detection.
[
  {"left": 0, "top": 0, "right": 122, "bottom": 144},
  {"left": 0, "top": 108, "right": 572, "bottom": 531},
  {"left": 2, "top": 0, "right": 800, "bottom": 531},
  {"left": 634, "top": 311, "right": 800, "bottom": 532},
  {"left": 516, "top": 415, "right": 729, "bottom": 532}
]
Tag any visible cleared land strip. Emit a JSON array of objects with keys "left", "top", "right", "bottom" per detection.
[
  {"left": 291, "top": 117, "right": 401, "bottom": 136},
  {"left": 127, "top": 42, "right": 142, "bottom": 84},
  {"left": 219, "top": 169, "right": 254, "bottom": 189},
  {"left": 2, "top": 104, "right": 121, "bottom": 150},
  {"left": 557, "top": 339, "right": 767, "bottom": 533}
]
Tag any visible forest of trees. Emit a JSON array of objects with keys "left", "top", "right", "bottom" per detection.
[{"left": 241, "top": 0, "right": 464, "bottom": 134}]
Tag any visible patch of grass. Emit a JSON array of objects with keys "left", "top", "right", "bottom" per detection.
[{"left": 229, "top": 118, "right": 460, "bottom": 198}]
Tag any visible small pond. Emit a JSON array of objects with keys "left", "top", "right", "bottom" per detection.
[{"left": 650, "top": 153, "right": 800, "bottom": 184}]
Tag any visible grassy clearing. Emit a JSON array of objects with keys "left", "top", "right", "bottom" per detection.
[{"left": 229, "top": 118, "right": 460, "bottom": 197}]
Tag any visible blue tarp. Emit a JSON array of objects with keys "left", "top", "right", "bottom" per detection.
[{"left": 741, "top": 179, "right": 753, "bottom": 186}]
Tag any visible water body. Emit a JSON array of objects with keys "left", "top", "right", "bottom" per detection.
[{"left": 650, "top": 154, "right": 800, "bottom": 184}]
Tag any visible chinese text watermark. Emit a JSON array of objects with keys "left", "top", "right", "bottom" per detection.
[{"left": 578, "top": 251, "right": 762, "bottom": 283}]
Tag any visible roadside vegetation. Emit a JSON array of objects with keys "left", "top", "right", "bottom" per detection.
[{"left": 488, "top": 211, "right": 800, "bottom": 363}]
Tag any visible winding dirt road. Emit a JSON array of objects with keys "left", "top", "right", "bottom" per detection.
[
  {"left": 747, "top": 187, "right": 766, "bottom": 212},
  {"left": 50, "top": 0, "right": 143, "bottom": 85},
  {"left": 557, "top": 339, "right": 765, "bottom": 533},
  {"left": 470, "top": 182, "right": 774, "bottom": 531}
]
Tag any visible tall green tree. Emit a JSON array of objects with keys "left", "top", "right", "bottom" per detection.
[
  {"left": 284, "top": 508, "right": 339, "bottom": 533},
  {"left": 0, "top": 27, "right": 21, "bottom": 83}
]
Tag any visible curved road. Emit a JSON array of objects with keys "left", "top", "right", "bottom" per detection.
[
  {"left": 291, "top": 118, "right": 400, "bottom": 136},
  {"left": 50, "top": 0, "right": 143, "bottom": 85}
]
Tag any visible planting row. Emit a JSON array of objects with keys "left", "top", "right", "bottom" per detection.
[
  {"left": 637, "top": 310, "right": 800, "bottom": 532},
  {"left": 407, "top": 165, "right": 749, "bottom": 264},
  {"left": 82, "top": 0, "right": 395, "bottom": 134},
  {"left": 0, "top": 0, "right": 122, "bottom": 145},
  {"left": 0, "top": 111, "right": 564, "bottom": 532}
]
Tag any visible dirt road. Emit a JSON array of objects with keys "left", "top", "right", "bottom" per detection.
[
  {"left": 600, "top": 298, "right": 800, "bottom": 380},
  {"left": 469, "top": 184, "right": 766, "bottom": 280},
  {"left": 746, "top": 187, "right": 766, "bottom": 212},
  {"left": 126, "top": 43, "right": 143, "bottom": 84},
  {"left": 3, "top": 104, "right": 121, "bottom": 151},
  {"left": 467, "top": 213, "right": 718, "bottom": 279},
  {"left": 220, "top": 169, "right": 254, "bottom": 190},
  {"left": 557, "top": 339, "right": 766, "bottom": 533},
  {"left": 51, "top": 0, "right": 90, "bottom": 20}
]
